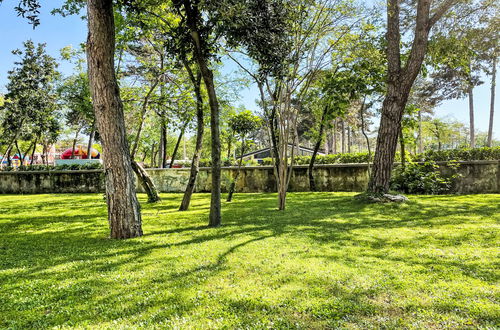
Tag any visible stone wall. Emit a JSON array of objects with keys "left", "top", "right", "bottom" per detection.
[
  {"left": 0, "top": 170, "right": 105, "bottom": 194},
  {"left": 0, "top": 161, "right": 498, "bottom": 194}
]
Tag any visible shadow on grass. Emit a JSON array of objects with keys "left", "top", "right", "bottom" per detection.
[{"left": 0, "top": 192, "right": 498, "bottom": 327}]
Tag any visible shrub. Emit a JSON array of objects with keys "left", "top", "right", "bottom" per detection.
[
  {"left": 411, "top": 147, "right": 500, "bottom": 162},
  {"left": 390, "top": 160, "right": 461, "bottom": 194},
  {"left": 0, "top": 162, "right": 103, "bottom": 172}
]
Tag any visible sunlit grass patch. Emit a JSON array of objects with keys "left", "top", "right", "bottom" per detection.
[{"left": 0, "top": 192, "right": 498, "bottom": 328}]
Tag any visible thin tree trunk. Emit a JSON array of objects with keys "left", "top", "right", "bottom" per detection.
[
  {"left": 151, "top": 142, "right": 157, "bottom": 167},
  {"left": 30, "top": 138, "right": 37, "bottom": 165},
  {"left": 227, "top": 142, "right": 245, "bottom": 202},
  {"left": 183, "top": 0, "right": 222, "bottom": 227},
  {"left": 71, "top": 128, "right": 81, "bottom": 159},
  {"left": 399, "top": 126, "right": 406, "bottom": 170},
  {"left": 468, "top": 85, "right": 475, "bottom": 148},
  {"left": 14, "top": 140, "right": 23, "bottom": 165},
  {"left": 131, "top": 160, "right": 160, "bottom": 203},
  {"left": 87, "top": 122, "right": 95, "bottom": 159},
  {"left": 131, "top": 80, "right": 159, "bottom": 158},
  {"left": 347, "top": 125, "right": 351, "bottom": 153},
  {"left": 129, "top": 83, "right": 161, "bottom": 203},
  {"left": 487, "top": 56, "right": 496, "bottom": 147},
  {"left": 86, "top": 0, "right": 142, "bottom": 239},
  {"left": 160, "top": 118, "right": 168, "bottom": 168},
  {"left": 333, "top": 120, "right": 338, "bottom": 154},
  {"left": 359, "top": 98, "right": 372, "bottom": 176},
  {"left": 309, "top": 105, "right": 327, "bottom": 191},
  {"left": 6, "top": 147, "right": 12, "bottom": 167},
  {"left": 341, "top": 119, "right": 346, "bottom": 153},
  {"left": 418, "top": 110, "right": 423, "bottom": 153},
  {"left": 180, "top": 70, "right": 204, "bottom": 211},
  {"left": 169, "top": 124, "right": 186, "bottom": 168},
  {"left": 0, "top": 138, "right": 15, "bottom": 167}
]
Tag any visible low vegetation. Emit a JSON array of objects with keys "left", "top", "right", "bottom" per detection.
[{"left": 1, "top": 193, "right": 498, "bottom": 328}]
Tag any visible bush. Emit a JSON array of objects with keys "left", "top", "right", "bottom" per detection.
[
  {"left": 411, "top": 147, "right": 500, "bottom": 162},
  {"left": 390, "top": 160, "right": 461, "bottom": 194},
  {"left": 0, "top": 162, "right": 103, "bottom": 172}
]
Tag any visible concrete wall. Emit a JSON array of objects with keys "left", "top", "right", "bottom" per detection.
[{"left": 0, "top": 161, "right": 498, "bottom": 194}]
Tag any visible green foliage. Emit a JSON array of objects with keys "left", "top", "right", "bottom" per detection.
[
  {"left": 412, "top": 147, "right": 500, "bottom": 162},
  {"left": 391, "top": 161, "right": 461, "bottom": 195},
  {"left": 259, "top": 147, "right": 500, "bottom": 166},
  {"left": 0, "top": 193, "right": 498, "bottom": 328},
  {"left": 1, "top": 40, "right": 61, "bottom": 145},
  {"left": 1, "top": 162, "right": 103, "bottom": 172}
]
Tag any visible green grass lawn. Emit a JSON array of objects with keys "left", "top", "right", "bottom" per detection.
[{"left": 0, "top": 193, "right": 498, "bottom": 329}]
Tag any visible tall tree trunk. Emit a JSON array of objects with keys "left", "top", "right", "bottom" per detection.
[
  {"left": 151, "top": 142, "right": 157, "bottom": 167},
  {"left": 309, "top": 105, "right": 327, "bottom": 191},
  {"left": 15, "top": 140, "right": 23, "bottom": 165},
  {"left": 180, "top": 71, "right": 204, "bottom": 211},
  {"left": 30, "top": 138, "right": 37, "bottom": 165},
  {"left": 169, "top": 125, "right": 186, "bottom": 168},
  {"left": 367, "top": 0, "right": 452, "bottom": 194},
  {"left": 6, "top": 147, "right": 12, "bottom": 167},
  {"left": 418, "top": 110, "right": 423, "bottom": 153},
  {"left": 183, "top": 0, "right": 221, "bottom": 226},
  {"left": 359, "top": 98, "right": 372, "bottom": 176},
  {"left": 86, "top": 0, "right": 142, "bottom": 239},
  {"left": 129, "top": 89, "right": 161, "bottom": 203},
  {"left": 159, "top": 115, "right": 168, "bottom": 168},
  {"left": 227, "top": 142, "right": 245, "bottom": 202},
  {"left": 341, "top": 119, "right": 346, "bottom": 153},
  {"left": 368, "top": 88, "right": 407, "bottom": 193},
  {"left": 487, "top": 56, "right": 496, "bottom": 147},
  {"left": 468, "top": 85, "right": 475, "bottom": 148},
  {"left": 87, "top": 122, "right": 95, "bottom": 159},
  {"left": 347, "top": 125, "right": 351, "bottom": 153},
  {"left": 131, "top": 160, "right": 160, "bottom": 203},
  {"left": 131, "top": 80, "right": 159, "bottom": 159},
  {"left": 71, "top": 128, "right": 81, "bottom": 159},
  {"left": 399, "top": 126, "right": 405, "bottom": 170},
  {"left": 333, "top": 120, "right": 338, "bottom": 153}
]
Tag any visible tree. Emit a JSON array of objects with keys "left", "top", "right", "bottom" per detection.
[
  {"left": 226, "top": 110, "right": 262, "bottom": 202},
  {"left": 367, "top": 0, "right": 459, "bottom": 194},
  {"left": 86, "top": 0, "right": 142, "bottom": 239},
  {"left": 1, "top": 40, "right": 61, "bottom": 165}
]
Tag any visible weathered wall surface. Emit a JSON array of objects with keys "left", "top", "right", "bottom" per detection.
[
  {"left": 0, "top": 170, "right": 105, "bottom": 194},
  {"left": 0, "top": 161, "right": 498, "bottom": 194}
]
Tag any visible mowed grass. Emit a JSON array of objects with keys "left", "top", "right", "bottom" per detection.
[{"left": 0, "top": 193, "right": 498, "bottom": 329}]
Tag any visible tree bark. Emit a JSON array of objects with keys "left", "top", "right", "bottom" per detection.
[
  {"left": 399, "top": 126, "right": 406, "bottom": 170},
  {"left": 368, "top": 87, "right": 408, "bottom": 193},
  {"left": 169, "top": 124, "right": 186, "bottom": 168},
  {"left": 71, "top": 128, "right": 81, "bottom": 159},
  {"left": 131, "top": 160, "right": 160, "bottom": 203},
  {"left": 468, "top": 85, "right": 475, "bottom": 148},
  {"left": 367, "top": 0, "right": 454, "bottom": 194},
  {"left": 183, "top": 0, "right": 221, "bottom": 226},
  {"left": 341, "top": 119, "right": 346, "bottom": 153},
  {"left": 86, "top": 0, "right": 142, "bottom": 239},
  {"left": 309, "top": 105, "right": 327, "bottom": 191},
  {"left": 87, "top": 121, "right": 95, "bottom": 159},
  {"left": 333, "top": 120, "right": 338, "bottom": 153},
  {"left": 359, "top": 98, "right": 372, "bottom": 176},
  {"left": 226, "top": 142, "right": 245, "bottom": 202},
  {"left": 160, "top": 116, "right": 168, "bottom": 168},
  {"left": 30, "top": 138, "right": 37, "bottom": 165},
  {"left": 418, "top": 110, "right": 423, "bottom": 153},
  {"left": 180, "top": 70, "right": 204, "bottom": 211},
  {"left": 487, "top": 56, "right": 496, "bottom": 147},
  {"left": 347, "top": 126, "right": 352, "bottom": 153}
]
